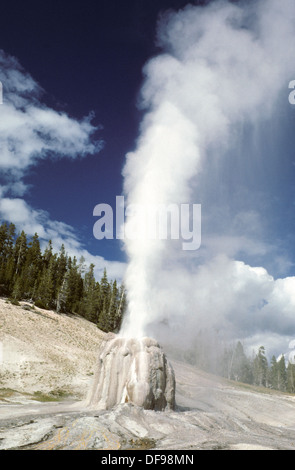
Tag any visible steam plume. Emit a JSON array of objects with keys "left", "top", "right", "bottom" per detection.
[{"left": 120, "top": 0, "right": 295, "bottom": 355}]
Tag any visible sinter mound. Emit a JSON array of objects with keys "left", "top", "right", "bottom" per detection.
[{"left": 86, "top": 334, "right": 175, "bottom": 411}]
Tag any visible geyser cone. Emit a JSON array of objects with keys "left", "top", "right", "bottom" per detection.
[{"left": 86, "top": 333, "right": 175, "bottom": 411}]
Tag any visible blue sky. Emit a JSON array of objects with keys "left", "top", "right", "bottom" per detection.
[
  {"left": 0, "top": 0, "right": 209, "bottom": 274},
  {"left": 0, "top": 0, "right": 189, "bottom": 274},
  {"left": 1, "top": 0, "right": 295, "bottom": 355},
  {"left": 0, "top": 0, "right": 294, "bottom": 276}
]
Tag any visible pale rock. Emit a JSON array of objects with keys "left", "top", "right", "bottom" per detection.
[{"left": 86, "top": 334, "right": 175, "bottom": 411}]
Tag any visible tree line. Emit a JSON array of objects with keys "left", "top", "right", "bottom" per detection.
[
  {"left": 184, "top": 331, "right": 295, "bottom": 394},
  {"left": 0, "top": 221, "right": 126, "bottom": 333},
  {"left": 221, "top": 343, "right": 295, "bottom": 393}
]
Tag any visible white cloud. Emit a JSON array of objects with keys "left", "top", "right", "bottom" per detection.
[
  {"left": 135, "top": 254, "right": 295, "bottom": 359},
  {"left": 0, "top": 197, "right": 126, "bottom": 281},
  {"left": 0, "top": 49, "right": 102, "bottom": 184},
  {"left": 0, "top": 198, "right": 48, "bottom": 238},
  {"left": 0, "top": 49, "right": 125, "bottom": 282}
]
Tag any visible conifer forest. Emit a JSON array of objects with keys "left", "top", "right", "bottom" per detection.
[{"left": 0, "top": 221, "right": 126, "bottom": 333}]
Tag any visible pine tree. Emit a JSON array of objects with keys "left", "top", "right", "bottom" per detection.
[
  {"left": 269, "top": 355, "right": 278, "bottom": 389},
  {"left": 99, "top": 268, "right": 111, "bottom": 312},
  {"left": 116, "top": 282, "right": 126, "bottom": 332},
  {"left": 57, "top": 257, "right": 83, "bottom": 313},
  {"left": 21, "top": 233, "right": 42, "bottom": 299},
  {"left": 0, "top": 222, "right": 14, "bottom": 264},
  {"left": 9, "top": 230, "right": 28, "bottom": 300},
  {"left": 0, "top": 222, "right": 16, "bottom": 295},
  {"left": 56, "top": 268, "right": 70, "bottom": 313},
  {"left": 97, "top": 296, "right": 110, "bottom": 332},
  {"left": 55, "top": 244, "right": 68, "bottom": 294},
  {"left": 78, "top": 256, "right": 87, "bottom": 277},
  {"left": 36, "top": 255, "right": 56, "bottom": 309},
  {"left": 96, "top": 268, "right": 112, "bottom": 331},
  {"left": 12, "top": 275, "right": 25, "bottom": 301},
  {"left": 278, "top": 355, "right": 287, "bottom": 391},
  {"left": 81, "top": 264, "right": 100, "bottom": 322},
  {"left": 231, "top": 341, "right": 253, "bottom": 384},
  {"left": 107, "top": 280, "right": 119, "bottom": 331},
  {"left": 269, "top": 355, "right": 287, "bottom": 391},
  {"left": 14, "top": 231, "right": 28, "bottom": 276},
  {"left": 97, "top": 279, "right": 121, "bottom": 332},
  {"left": 287, "top": 362, "right": 295, "bottom": 393},
  {"left": 43, "top": 240, "right": 53, "bottom": 267},
  {"left": 0, "top": 222, "right": 9, "bottom": 263},
  {"left": 253, "top": 346, "right": 268, "bottom": 387},
  {"left": 4, "top": 254, "right": 16, "bottom": 294},
  {"left": 220, "top": 344, "right": 234, "bottom": 380}
]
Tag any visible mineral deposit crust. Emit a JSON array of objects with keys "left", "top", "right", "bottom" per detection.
[{"left": 86, "top": 334, "right": 175, "bottom": 411}]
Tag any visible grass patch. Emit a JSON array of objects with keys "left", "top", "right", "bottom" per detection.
[
  {"left": 32, "top": 389, "right": 71, "bottom": 402},
  {"left": 224, "top": 378, "right": 295, "bottom": 397},
  {"left": 127, "top": 438, "right": 156, "bottom": 450},
  {"left": 22, "top": 304, "right": 35, "bottom": 312},
  {"left": 0, "top": 387, "right": 71, "bottom": 403},
  {"left": 0, "top": 387, "right": 19, "bottom": 399},
  {"left": 32, "top": 391, "right": 59, "bottom": 402},
  {"left": 7, "top": 298, "right": 20, "bottom": 306}
]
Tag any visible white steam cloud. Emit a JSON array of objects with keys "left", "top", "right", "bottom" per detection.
[{"left": 120, "top": 0, "right": 295, "bottom": 356}]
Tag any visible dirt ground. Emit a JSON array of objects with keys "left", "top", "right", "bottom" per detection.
[
  {"left": 1, "top": 298, "right": 295, "bottom": 450},
  {"left": 0, "top": 298, "right": 105, "bottom": 400}
]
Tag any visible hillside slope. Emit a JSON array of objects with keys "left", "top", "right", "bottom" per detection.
[
  {"left": 0, "top": 298, "right": 106, "bottom": 400},
  {"left": 1, "top": 297, "right": 295, "bottom": 450}
]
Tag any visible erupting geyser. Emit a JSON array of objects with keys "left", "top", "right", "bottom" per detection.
[{"left": 86, "top": 334, "right": 175, "bottom": 411}]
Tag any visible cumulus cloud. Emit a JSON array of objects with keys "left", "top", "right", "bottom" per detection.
[
  {"left": 128, "top": 254, "right": 295, "bottom": 359},
  {"left": 0, "top": 197, "right": 126, "bottom": 281},
  {"left": 0, "top": 49, "right": 102, "bottom": 187},
  {"left": 120, "top": 0, "right": 295, "bottom": 357}
]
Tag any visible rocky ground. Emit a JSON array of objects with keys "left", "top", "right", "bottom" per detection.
[{"left": 1, "top": 298, "right": 295, "bottom": 450}]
